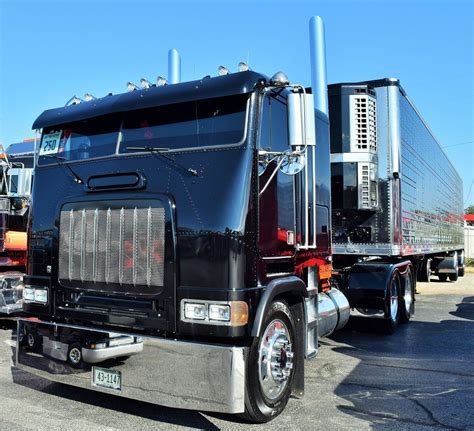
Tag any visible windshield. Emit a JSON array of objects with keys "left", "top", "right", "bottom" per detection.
[
  {"left": 119, "top": 94, "right": 248, "bottom": 152},
  {"left": 38, "top": 94, "right": 249, "bottom": 165},
  {"left": 39, "top": 114, "right": 121, "bottom": 165}
]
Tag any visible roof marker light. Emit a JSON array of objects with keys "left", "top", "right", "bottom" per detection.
[
  {"left": 156, "top": 76, "right": 168, "bottom": 86},
  {"left": 126, "top": 82, "right": 139, "bottom": 92},
  {"left": 238, "top": 61, "right": 249, "bottom": 72},
  {"left": 65, "top": 95, "right": 83, "bottom": 106},
  {"left": 84, "top": 93, "right": 96, "bottom": 101},
  {"left": 218, "top": 65, "right": 230, "bottom": 76},
  {"left": 270, "top": 71, "right": 290, "bottom": 87},
  {"left": 140, "top": 78, "right": 152, "bottom": 89}
]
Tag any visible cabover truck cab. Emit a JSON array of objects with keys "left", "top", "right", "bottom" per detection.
[
  {"left": 328, "top": 79, "right": 464, "bottom": 327},
  {"left": 0, "top": 140, "right": 34, "bottom": 314},
  {"left": 19, "top": 69, "right": 345, "bottom": 422},
  {"left": 16, "top": 17, "right": 413, "bottom": 422}
]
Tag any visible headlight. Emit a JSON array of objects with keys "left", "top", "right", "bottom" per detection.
[
  {"left": 184, "top": 303, "right": 207, "bottom": 320},
  {"left": 24, "top": 286, "right": 48, "bottom": 304},
  {"left": 34, "top": 289, "right": 48, "bottom": 304},
  {"left": 24, "top": 287, "right": 35, "bottom": 301},
  {"left": 181, "top": 300, "right": 248, "bottom": 326},
  {"left": 209, "top": 304, "right": 230, "bottom": 322}
]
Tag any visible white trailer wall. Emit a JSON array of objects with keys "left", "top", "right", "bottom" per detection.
[{"left": 465, "top": 226, "right": 474, "bottom": 258}]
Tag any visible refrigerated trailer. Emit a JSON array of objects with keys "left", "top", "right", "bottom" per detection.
[
  {"left": 15, "top": 17, "right": 460, "bottom": 422},
  {"left": 328, "top": 80, "right": 465, "bottom": 290}
]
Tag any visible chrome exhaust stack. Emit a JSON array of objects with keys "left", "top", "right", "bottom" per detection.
[
  {"left": 168, "top": 48, "right": 181, "bottom": 84},
  {"left": 309, "top": 16, "right": 328, "bottom": 115},
  {"left": 305, "top": 16, "right": 350, "bottom": 357}
]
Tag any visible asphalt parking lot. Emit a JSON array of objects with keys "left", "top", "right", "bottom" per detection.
[{"left": 1, "top": 273, "right": 473, "bottom": 430}]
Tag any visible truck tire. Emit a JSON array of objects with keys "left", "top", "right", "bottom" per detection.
[
  {"left": 26, "top": 331, "right": 42, "bottom": 353},
  {"left": 458, "top": 251, "right": 465, "bottom": 277},
  {"left": 449, "top": 272, "right": 459, "bottom": 282},
  {"left": 384, "top": 272, "right": 400, "bottom": 334},
  {"left": 418, "top": 258, "right": 432, "bottom": 283},
  {"left": 438, "top": 274, "right": 448, "bottom": 282},
  {"left": 67, "top": 343, "right": 84, "bottom": 369},
  {"left": 241, "top": 300, "right": 296, "bottom": 423},
  {"left": 400, "top": 268, "right": 414, "bottom": 324}
]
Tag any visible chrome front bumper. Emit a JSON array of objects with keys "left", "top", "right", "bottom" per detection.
[
  {"left": 0, "top": 274, "right": 24, "bottom": 315},
  {"left": 82, "top": 342, "right": 143, "bottom": 363},
  {"left": 16, "top": 319, "right": 247, "bottom": 414},
  {"left": 0, "top": 302, "right": 22, "bottom": 314}
]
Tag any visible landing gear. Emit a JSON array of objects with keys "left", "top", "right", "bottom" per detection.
[{"left": 242, "top": 301, "right": 296, "bottom": 423}]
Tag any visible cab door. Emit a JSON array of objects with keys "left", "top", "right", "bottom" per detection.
[{"left": 258, "top": 92, "right": 296, "bottom": 260}]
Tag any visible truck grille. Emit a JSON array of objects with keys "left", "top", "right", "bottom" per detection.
[{"left": 59, "top": 206, "right": 165, "bottom": 287}]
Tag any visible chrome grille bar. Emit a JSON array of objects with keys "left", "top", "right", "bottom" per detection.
[{"left": 59, "top": 206, "right": 165, "bottom": 288}]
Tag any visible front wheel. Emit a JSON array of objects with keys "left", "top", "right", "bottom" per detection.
[
  {"left": 67, "top": 343, "right": 84, "bottom": 369},
  {"left": 26, "top": 331, "right": 42, "bottom": 352},
  {"left": 241, "top": 301, "right": 296, "bottom": 423}
]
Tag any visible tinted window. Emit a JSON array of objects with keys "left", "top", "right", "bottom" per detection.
[
  {"left": 9, "top": 174, "right": 19, "bottom": 194},
  {"left": 39, "top": 114, "right": 120, "bottom": 164},
  {"left": 259, "top": 94, "right": 289, "bottom": 152},
  {"left": 120, "top": 94, "right": 248, "bottom": 152}
]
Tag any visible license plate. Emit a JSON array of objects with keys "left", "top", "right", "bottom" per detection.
[{"left": 92, "top": 367, "right": 122, "bottom": 391}]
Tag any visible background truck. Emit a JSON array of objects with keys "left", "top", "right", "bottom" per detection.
[
  {"left": 16, "top": 16, "right": 462, "bottom": 422},
  {"left": 328, "top": 79, "right": 465, "bottom": 327},
  {"left": 0, "top": 140, "right": 34, "bottom": 314}
]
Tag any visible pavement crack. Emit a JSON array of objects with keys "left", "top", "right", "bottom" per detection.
[
  {"left": 362, "top": 361, "right": 474, "bottom": 379},
  {"left": 340, "top": 381, "right": 465, "bottom": 431},
  {"left": 339, "top": 404, "right": 446, "bottom": 429}
]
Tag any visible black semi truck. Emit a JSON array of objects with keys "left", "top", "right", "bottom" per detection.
[{"left": 16, "top": 17, "right": 464, "bottom": 422}]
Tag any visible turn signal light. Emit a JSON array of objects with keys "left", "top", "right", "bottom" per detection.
[{"left": 231, "top": 301, "right": 249, "bottom": 327}]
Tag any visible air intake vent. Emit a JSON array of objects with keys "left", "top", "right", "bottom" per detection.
[
  {"left": 59, "top": 206, "right": 165, "bottom": 287},
  {"left": 350, "top": 94, "right": 377, "bottom": 152},
  {"left": 358, "top": 163, "right": 378, "bottom": 210}
]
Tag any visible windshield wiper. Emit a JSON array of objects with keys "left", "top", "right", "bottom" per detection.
[
  {"left": 125, "top": 146, "right": 198, "bottom": 177},
  {"left": 42, "top": 154, "right": 84, "bottom": 184}
]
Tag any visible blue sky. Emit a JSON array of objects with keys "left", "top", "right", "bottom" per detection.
[{"left": 1, "top": 0, "right": 473, "bottom": 206}]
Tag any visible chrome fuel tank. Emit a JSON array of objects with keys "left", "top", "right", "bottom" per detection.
[{"left": 317, "top": 288, "right": 350, "bottom": 338}]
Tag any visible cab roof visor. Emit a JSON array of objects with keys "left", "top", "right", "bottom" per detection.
[{"left": 32, "top": 71, "right": 268, "bottom": 129}]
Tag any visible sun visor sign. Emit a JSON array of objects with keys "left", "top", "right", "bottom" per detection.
[{"left": 39, "top": 131, "right": 62, "bottom": 156}]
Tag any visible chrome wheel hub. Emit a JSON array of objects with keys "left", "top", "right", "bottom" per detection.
[
  {"left": 404, "top": 276, "right": 412, "bottom": 314},
  {"left": 390, "top": 283, "right": 399, "bottom": 321},
  {"left": 69, "top": 347, "right": 81, "bottom": 364},
  {"left": 27, "top": 333, "right": 35, "bottom": 348},
  {"left": 258, "top": 319, "right": 294, "bottom": 400}
]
